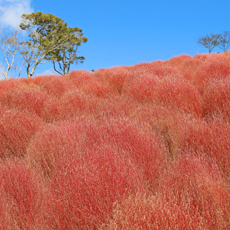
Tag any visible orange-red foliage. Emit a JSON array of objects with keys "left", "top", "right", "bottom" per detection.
[
  {"left": 0, "top": 110, "right": 44, "bottom": 159},
  {"left": 93, "top": 66, "right": 130, "bottom": 95},
  {"left": 158, "top": 154, "right": 230, "bottom": 229},
  {"left": 41, "top": 90, "right": 101, "bottom": 122},
  {"left": 0, "top": 160, "right": 45, "bottom": 229},
  {"left": 91, "top": 117, "right": 167, "bottom": 191},
  {"left": 0, "top": 104, "right": 5, "bottom": 117},
  {"left": 122, "top": 74, "right": 202, "bottom": 117},
  {"left": 0, "top": 52, "right": 230, "bottom": 229},
  {"left": 46, "top": 144, "right": 145, "bottom": 229},
  {"left": 66, "top": 70, "right": 114, "bottom": 98},
  {"left": 31, "top": 75, "right": 74, "bottom": 98},
  {"left": 202, "top": 78, "right": 230, "bottom": 121},
  {"left": 26, "top": 117, "right": 96, "bottom": 178},
  {"left": 0, "top": 85, "right": 53, "bottom": 116},
  {"left": 178, "top": 118, "right": 230, "bottom": 181},
  {"left": 195, "top": 54, "right": 230, "bottom": 92},
  {"left": 0, "top": 79, "right": 24, "bottom": 96},
  {"left": 103, "top": 194, "right": 209, "bottom": 229},
  {"left": 129, "top": 61, "right": 182, "bottom": 80}
]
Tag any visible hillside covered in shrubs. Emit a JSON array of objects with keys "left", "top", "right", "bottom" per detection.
[{"left": 0, "top": 52, "right": 230, "bottom": 229}]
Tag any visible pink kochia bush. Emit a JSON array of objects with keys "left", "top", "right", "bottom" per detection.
[
  {"left": 0, "top": 52, "right": 230, "bottom": 229},
  {"left": 202, "top": 78, "right": 230, "bottom": 121},
  {"left": 41, "top": 90, "right": 101, "bottom": 122},
  {"left": 104, "top": 155, "right": 230, "bottom": 229},
  {"left": 122, "top": 74, "right": 202, "bottom": 117},
  {"left": 26, "top": 116, "right": 96, "bottom": 178},
  {"left": 158, "top": 154, "right": 230, "bottom": 229},
  {"left": 92, "top": 117, "right": 167, "bottom": 191},
  {"left": 0, "top": 160, "right": 46, "bottom": 230},
  {"left": 31, "top": 75, "right": 74, "bottom": 98},
  {"left": 0, "top": 110, "right": 44, "bottom": 159},
  {"left": 0, "top": 85, "right": 52, "bottom": 116},
  {"left": 46, "top": 144, "right": 145, "bottom": 229}
]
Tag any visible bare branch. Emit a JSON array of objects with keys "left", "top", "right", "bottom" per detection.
[
  {"left": 0, "top": 29, "right": 26, "bottom": 79},
  {"left": 197, "top": 33, "right": 221, "bottom": 53},
  {"left": 219, "top": 31, "right": 230, "bottom": 52}
]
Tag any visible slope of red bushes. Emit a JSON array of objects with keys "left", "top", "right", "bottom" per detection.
[{"left": 0, "top": 52, "right": 230, "bottom": 229}]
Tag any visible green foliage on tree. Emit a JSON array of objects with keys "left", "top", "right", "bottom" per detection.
[
  {"left": 19, "top": 12, "right": 87, "bottom": 77},
  {"left": 45, "top": 26, "right": 88, "bottom": 75},
  {"left": 197, "top": 33, "right": 221, "bottom": 53}
]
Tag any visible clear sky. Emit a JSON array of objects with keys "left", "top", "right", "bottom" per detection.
[{"left": 0, "top": 0, "right": 230, "bottom": 77}]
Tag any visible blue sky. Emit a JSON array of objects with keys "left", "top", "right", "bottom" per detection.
[{"left": 0, "top": 0, "right": 230, "bottom": 78}]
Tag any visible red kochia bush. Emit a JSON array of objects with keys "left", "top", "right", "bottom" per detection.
[
  {"left": 26, "top": 116, "right": 97, "bottom": 178},
  {"left": 41, "top": 90, "right": 101, "bottom": 122},
  {"left": 202, "top": 78, "right": 230, "bottom": 121},
  {"left": 122, "top": 75, "right": 202, "bottom": 117},
  {"left": 128, "top": 103, "right": 184, "bottom": 160},
  {"left": 156, "top": 78, "right": 202, "bottom": 117},
  {"left": 0, "top": 104, "right": 5, "bottom": 117},
  {"left": 102, "top": 194, "right": 208, "bottom": 230},
  {"left": 92, "top": 117, "right": 167, "bottom": 191},
  {"left": 0, "top": 160, "right": 45, "bottom": 230},
  {"left": 31, "top": 75, "right": 74, "bottom": 98},
  {"left": 178, "top": 118, "right": 230, "bottom": 181},
  {"left": 66, "top": 70, "right": 113, "bottom": 98},
  {"left": 166, "top": 54, "right": 192, "bottom": 67},
  {"left": 66, "top": 70, "right": 93, "bottom": 84},
  {"left": 129, "top": 63, "right": 184, "bottom": 82},
  {"left": 93, "top": 66, "right": 130, "bottom": 95},
  {"left": 0, "top": 86, "right": 53, "bottom": 116},
  {"left": 0, "top": 110, "right": 44, "bottom": 159},
  {"left": 122, "top": 73, "right": 159, "bottom": 103},
  {"left": 46, "top": 144, "right": 145, "bottom": 229},
  {"left": 0, "top": 79, "right": 23, "bottom": 96},
  {"left": 105, "top": 154, "right": 230, "bottom": 229},
  {"left": 195, "top": 55, "right": 230, "bottom": 92},
  {"left": 158, "top": 154, "right": 230, "bottom": 229}
]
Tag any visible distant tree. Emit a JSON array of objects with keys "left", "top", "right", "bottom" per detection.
[
  {"left": 19, "top": 12, "right": 87, "bottom": 77},
  {"left": 45, "top": 27, "right": 88, "bottom": 75},
  {"left": 219, "top": 31, "right": 230, "bottom": 52},
  {"left": 197, "top": 33, "right": 221, "bottom": 53},
  {"left": 0, "top": 29, "right": 25, "bottom": 79}
]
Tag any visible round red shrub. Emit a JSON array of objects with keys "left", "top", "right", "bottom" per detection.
[
  {"left": 156, "top": 78, "right": 202, "bottom": 117},
  {"left": 0, "top": 86, "right": 53, "bottom": 116},
  {"left": 0, "top": 160, "right": 45, "bottom": 229},
  {"left": 41, "top": 89, "right": 101, "bottom": 122},
  {"left": 46, "top": 144, "right": 145, "bottom": 229},
  {"left": 66, "top": 70, "right": 93, "bottom": 86},
  {"left": 128, "top": 103, "right": 184, "bottom": 160},
  {"left": 102, "top": 194, "right": 208, "bottom": 230},
  {"left": 31, "top": 75, "right": 74, "bottom": 98},
  {"left": 202, "top": 79, "right": 230, "bottom": 122},
  {"left": 0, "top": 110, "right": 44, "bottom": 159},
  {"left": 92, "top": 117, "right": 167, "bottom": 191},
  {"left": 0, "top": 79, "right": 23, "bottom": 96},
  {"left": 66, "top": 70, "right": 113, "bottom": 97},
  {"left": 26, "top": 116, "right": 96, "bottom": 178},
  {"left": 94, "top": 66, "right": 130, "bottom": 95},
  {"left": 122, "top": 74, "right": 202, "bottom": 117},
  {"left": 0, "top": 104, "right": 5, "bottom": 117},
  {"left": 195, "top": 55, "right": 230, "bottom": 92},
  {"left": 158, "top": 154, "right": 230, "bottom": 229},
  {"left": 178, "top": 118, "right": 230, "bottom": 181}
]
